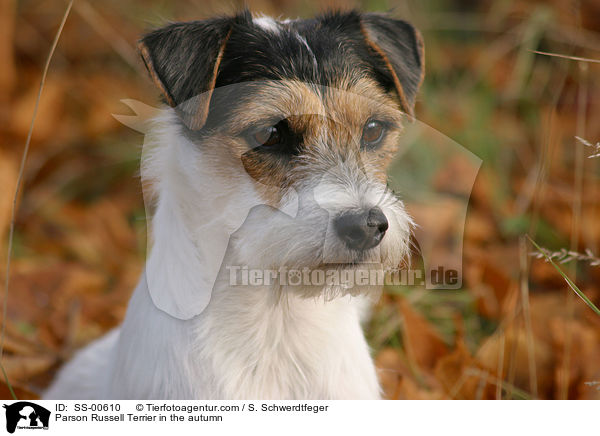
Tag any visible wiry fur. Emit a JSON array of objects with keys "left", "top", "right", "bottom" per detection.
[{"left": 45, "top": 10, "right": 423, "bottom": 400}]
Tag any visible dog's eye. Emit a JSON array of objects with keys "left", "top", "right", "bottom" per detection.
[
  {"left": 249, "top": 125, "right": 282, "bottom": 148},
  {"left": 361, "top": 120, "right": 386, "bottom": 150}
]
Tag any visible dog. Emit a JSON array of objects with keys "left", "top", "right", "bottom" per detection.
[{"left": 44, "top": 9, "right": 424, "bottom": 400}]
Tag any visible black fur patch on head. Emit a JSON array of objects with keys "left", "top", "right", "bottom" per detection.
[
  {"left": 139, "top": 9, "right": 424, "bottom": 130},
  {"left": 215, "top": 12, "right": 362, "bottom": 88}
]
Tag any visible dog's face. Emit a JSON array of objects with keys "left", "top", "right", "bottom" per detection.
[{"left": 140, "top": 10, "right": 424, "bottom": 302}]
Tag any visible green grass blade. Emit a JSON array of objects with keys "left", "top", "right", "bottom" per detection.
[{"left": 527, "top": 235, "right": 600, "bottom": 317}]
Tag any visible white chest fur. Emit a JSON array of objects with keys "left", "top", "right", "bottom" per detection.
[{"left": 105, "top": 276, "right": 380, "bottom": 399}]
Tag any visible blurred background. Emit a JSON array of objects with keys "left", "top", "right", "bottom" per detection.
[{"left": 1, "top": 0, "right": 599, "bottom": 400}]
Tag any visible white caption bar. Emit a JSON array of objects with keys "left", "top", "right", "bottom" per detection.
[{"left": 1, "top": 400, "right": 597, "bottom": 435}]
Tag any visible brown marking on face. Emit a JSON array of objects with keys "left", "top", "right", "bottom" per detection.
[
  {"left": 319, "top": 77, "right": 403, "bottom": 183},
  {"left": 198, "top": 77, "right": 404, "bottom": 205}
]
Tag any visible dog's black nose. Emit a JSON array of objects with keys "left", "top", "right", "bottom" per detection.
[{"left": 334, "top": 207, "right": 389, "bottom": 251}]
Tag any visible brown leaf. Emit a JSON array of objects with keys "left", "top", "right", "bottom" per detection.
[
  {"left": 375, "top": 347, "right": 408, "bottom": 400},
  {"left": 464, "top": 209, "right": 497, "bottom": 245},
  {"left": 10, "top": 77, "right": 66, "bottom": 142},
  {"left": 0, "top": 151, "right": 17, "bottom": 255},
  {"left": 476, "top": 326, "right": 553, "bottom": 398},
  {"left": 0, "top": 334, "right": 38, "bottom": 357},
  {"left": 550, "top": 318, "right": 600, "bottom": 399},
  {"left": 433, "top": 340, "right": 481, "bottom": 399},
  {"left": 1, "top": 355, "right": 56, "bottom": 381},
  {"left": 0, "top": 0, "right": 16, "bottom": 104},
  {"left": 399, "top": 299, "right": 449, "bottom": 372},
  {"left": 465, "top": 256, "right": 515, "bottom": 319},
  {"left": 433, "top": 154, "right": 480, "bottom": 197},
  {"left": 397, "top": 376, "right": 445, "bottom": 400}
]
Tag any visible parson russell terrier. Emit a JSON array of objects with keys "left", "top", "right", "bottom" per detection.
[{"left": 45, "top": 9, "right": 424, "bottom": 399}]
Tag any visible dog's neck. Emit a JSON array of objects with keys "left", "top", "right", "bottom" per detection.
[{"left": 196, "top": 282, "right": 376, "bottom": 399}]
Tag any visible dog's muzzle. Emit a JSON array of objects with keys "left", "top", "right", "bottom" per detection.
[{"left": 334, "top": 207, "right": 389, "bottom": 251}]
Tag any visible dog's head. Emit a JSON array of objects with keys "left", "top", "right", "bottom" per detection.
[{"left": 139, "top": 10, "right": 424, "bottom": 316}]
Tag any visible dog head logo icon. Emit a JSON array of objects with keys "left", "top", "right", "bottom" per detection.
[{"left": 3, "top": 402, "right": 50, "bottom": 433}]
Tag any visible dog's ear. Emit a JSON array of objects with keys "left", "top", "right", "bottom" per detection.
[
  {"left": 359, "top": 13, "right": 424, "bottom": 118},
  {"left": 319, "top": 12, "right": 424, "bottom": 118},
  {"left": 138, "top": 17, "right": 234, "bottom": 130}
]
